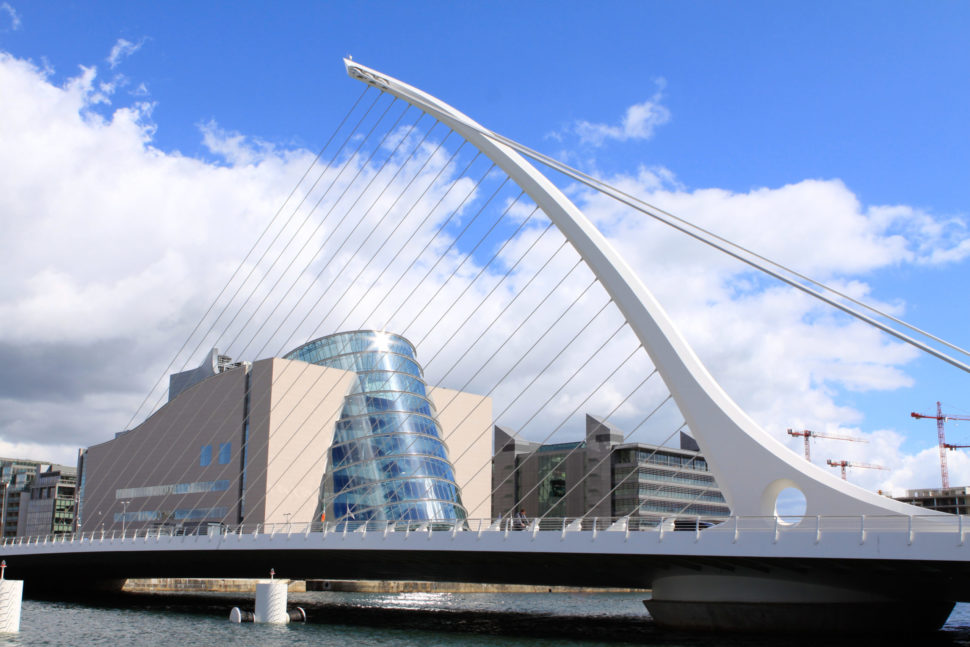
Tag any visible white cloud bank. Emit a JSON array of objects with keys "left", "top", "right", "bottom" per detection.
[{"left": 1, "top": 49, "right": 969, "bottom": 500}]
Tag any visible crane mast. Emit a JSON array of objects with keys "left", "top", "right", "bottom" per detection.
[{"left": 911, "top": 401, "right": 970, "bottom": 489}]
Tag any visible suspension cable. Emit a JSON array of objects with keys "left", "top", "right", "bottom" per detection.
[
  {"left": 437, "top": 117, "right": 970, "bottom": 371},
  {"left": 122, "top": 86, "right": 373, "bottom": 430}
]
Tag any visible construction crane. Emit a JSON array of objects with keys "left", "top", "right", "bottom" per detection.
[
  {"left": 826, "top": 459, "right": 888, "bottom": 481},
  {"left": 911, "top": 402, "right": 970, "bottom": 489},
  {"left": 787, "top": 428, "right": 867, "bottom": 461}
]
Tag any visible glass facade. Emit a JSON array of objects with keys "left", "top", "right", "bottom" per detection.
[
  {"left": 116, "top": 479, "right": 231, "bottom": 500},
  {"left": 536, "top": 453, "right": 568, "bottom": 518},
  {"left": 611, "top": 448, "right": 729, "bottom": 523},
  {"left": 285, "top": 331, "right": 466, "bottom": 524},
  {"left": 113, "top": 506, "right": 229, "bottom": 524}
]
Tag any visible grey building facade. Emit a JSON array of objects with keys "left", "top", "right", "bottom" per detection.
[
  {"left": 168, "top": 347, "right": 245, "bottom": 403},
  {"left": 0, "top": 458, "right": 50, "bottom": 537},
  {"left": 15, "top": 464, "right": 77, "bottom": 537},
  {"left": 492, "top": 414, "right": 730, "bottom": 527}
]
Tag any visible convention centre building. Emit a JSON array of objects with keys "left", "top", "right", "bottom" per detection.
[{"left": 77, "top": 331, "right": 492, "bottom": 534}]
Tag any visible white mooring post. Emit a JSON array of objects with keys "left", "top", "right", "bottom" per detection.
[
  {"left": 254, "top": 569, "right": 288, "bottom": 624},
  {"left": 229, "top": 568, "right": 305, "bottom": 625},
  {"left": 0, "top": 561, "right": 23, "bottom": 633}
]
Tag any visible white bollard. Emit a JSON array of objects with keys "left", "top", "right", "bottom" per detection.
[
  {"left": 254, "top": 579, "right": 289, "bottom": 624},
  {"left": 0, "top": 579, "right": 23, "bottom": 633}
]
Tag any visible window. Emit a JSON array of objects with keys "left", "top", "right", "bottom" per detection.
[
  {"left": 218, "top": 442, "right": 231, "bottom": 465},
  {"left": 200, "top": 445, "right": 212, "bottom": 466},
  {"left": 116, "top": 479, "right": 230, "bottom": 500}
]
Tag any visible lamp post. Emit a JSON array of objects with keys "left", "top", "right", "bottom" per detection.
[
  {"left": 121, "top": 500, "right": 131, "bottom": 537},
  {"left": 283, "top": 512, "right": 291, "bottom": 532}
]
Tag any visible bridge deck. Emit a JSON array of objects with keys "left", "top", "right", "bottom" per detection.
[{"left": 4, "top": 517, "right": 970, "bottom": 599}]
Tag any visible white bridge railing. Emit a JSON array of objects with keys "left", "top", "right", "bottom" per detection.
[{"left": 2, "top": 514, "right": 967, "bottom": 549}]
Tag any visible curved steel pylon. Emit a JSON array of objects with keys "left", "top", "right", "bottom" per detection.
[{"left": 345, "top": 59, "right": 929, "bottom": 519}]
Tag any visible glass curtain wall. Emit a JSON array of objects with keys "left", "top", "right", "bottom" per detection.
[{"left": 285, "top": 331, "right": 467, "bottom": 525}]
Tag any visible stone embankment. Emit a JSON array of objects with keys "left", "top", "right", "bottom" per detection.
[
  {"left": 123, "top": 579, "right": 306, "bottom": 593},
  {"left": 124, "top": 579, "right": 646, "bottom": 594}
]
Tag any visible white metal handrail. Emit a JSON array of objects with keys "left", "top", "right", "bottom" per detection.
[{"left": 2, "top": 514, "right": 966, "bottom": 549}]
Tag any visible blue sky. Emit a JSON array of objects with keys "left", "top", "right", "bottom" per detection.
[
  {"left": 0, "top": 2, "right": 968, "bottom": 488},
  {"left": 6, "top": 2, "right": 967, "bottom": 210}
]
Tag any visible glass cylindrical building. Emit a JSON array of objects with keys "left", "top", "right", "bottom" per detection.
[{"left": 284, "top": 331, "right": 466, "bottom": 524}]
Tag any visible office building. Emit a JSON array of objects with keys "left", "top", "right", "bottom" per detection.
[
  {"left": 0, "top": 458, "right": 50, "bottom": 537},
  {"left": 492, "top": 414, "right": 730, "bottom": 526},
  {"left": 16, "top": 464, "right": 77, "bottom": 537},
  {"left": 893, "top": 487, "right": 970, "bottom": 515}
]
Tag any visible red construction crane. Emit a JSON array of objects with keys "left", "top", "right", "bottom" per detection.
[
  {"left": 826, "top": 459, "right": 888, "bottom": 480},
  {"left": 911, "top": 402, "right": 970, "bottom": 489},
  {"left": 787, "top": 428, "right": 867, "bottom": 461}
]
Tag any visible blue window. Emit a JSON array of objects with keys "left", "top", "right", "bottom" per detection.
[
  {"left": 200, "top": 445, "right": 212, "bottom": 466},
  {"left": 218, "top": 442, "right": 231, "bottom": 464}
]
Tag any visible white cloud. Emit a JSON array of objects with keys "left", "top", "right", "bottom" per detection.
[
  {"left": 1, "top": 48, "right": 969, "bottom": 503},
  {"left": 573, "top": 79, "right": 671, "bottom": 146},
  {"left": 107, "top": 38, "right": 143, "bottom": 69},
  {"left": 199, "top": 119, "right": 280, "bottom": 166},
  {"left": 0, "top": 2, "right": 20, "bottom": 31}
]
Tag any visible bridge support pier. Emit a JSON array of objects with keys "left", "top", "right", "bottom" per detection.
[{"left": 643, "top": 570, "right": 954, "bottom": 633}]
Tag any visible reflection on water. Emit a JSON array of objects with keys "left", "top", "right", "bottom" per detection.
[
  {"left": 5, "top": 591, "right": 970, "bottom": 647},
  {"left": 320, "top": 590, "right": 648, "bottom": 616}
]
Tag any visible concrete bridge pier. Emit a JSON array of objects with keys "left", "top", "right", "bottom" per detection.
[{"left": 643, "top": 569, "right": 955, "bottom": 633}]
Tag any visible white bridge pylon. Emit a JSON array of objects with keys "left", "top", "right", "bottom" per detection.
[{"left": 344, "top": 59, "right": 928, "bottom": 520}]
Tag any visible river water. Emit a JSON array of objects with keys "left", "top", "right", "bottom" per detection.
[{"left": 4, "top": 591, "right": 970, "bottom": 646}]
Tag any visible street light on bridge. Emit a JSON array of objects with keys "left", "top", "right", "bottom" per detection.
[{"left": 120, "top": 500, "right": 131, "bottom": 536}]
